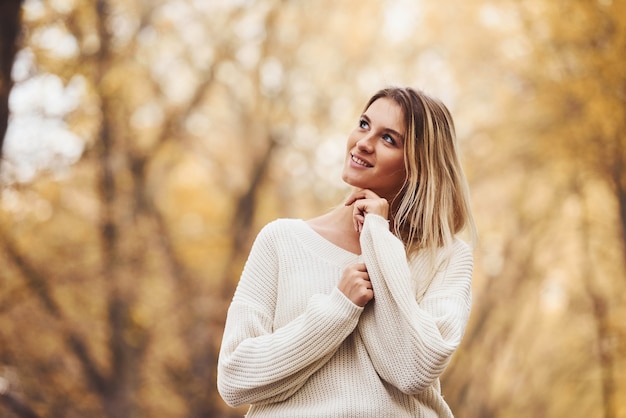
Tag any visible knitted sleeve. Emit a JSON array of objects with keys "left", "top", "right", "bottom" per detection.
[
  {"left": 217, "top": 221, "right": 363, "bottom": 407},
  {"left": 357, "top": 214, "right": 473, "bottom": 394}
]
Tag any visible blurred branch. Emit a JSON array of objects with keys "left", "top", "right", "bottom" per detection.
[
  {"left": 608, "top": 141, "right": 626, "bottom": 267},
  {"left": 152, "top": 67, "right": 216, "bottom": 151},
  {"left": 232, "top": 137, "right": 279, "bottom": 252},
  {"left": 574, "top": 175, "right": 617, "bottom": 418},
  {"left": 0, "top": 232, "right": 61, "bottom": 317},
  {"left": 91, "top": 2, "right": 150, "bottom": 417},
  {"left": 444, "top": 171, "right": 571, "bottom": 412},
  {"left": 94, "top": 0, "right": 117, "bottom": 269},
  {"left": 148, "top": 198, "right": 226, "bottom": 417},
  {"left": 147, "top": 199, "right": 191, "bottom": 286},
  {"left": 0, "top": 391, "right": 41, "bottom": 418},
  {"left": 0, "top": 227, "right": 112, "bottom": 409},
  {"left": 0, "top": 283, "right": 28, "bottom": 316},
  {"left": 66, "top": 333, "right": 109, "bottom": 395},
  {"left": 220, "top": 135, "right": 279, "bottom": 299}
]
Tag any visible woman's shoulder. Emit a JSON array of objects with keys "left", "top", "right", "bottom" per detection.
[
  {"left": 255, "top": 218, "right": 306, "bottom": 241},
  {"left": 451, "top": 237, "right": 473, "bottom": 257},
  {"left": 438, "top": 238, "right": 474, "bottom": 268},
  {"left": 409, "top": 237, "right": 472, "bottom": 263},
  {"left": 261, "top": 217, "right": 304, "bottom": 232},
  {"left": 248, "top": 219, "right": 307, "bottom": 256}
]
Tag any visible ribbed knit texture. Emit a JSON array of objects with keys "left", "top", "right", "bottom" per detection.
[{"left": 218, "top": 214, "right": 473, "bottom": 417}]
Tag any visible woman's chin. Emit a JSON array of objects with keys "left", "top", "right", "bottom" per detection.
[{"left": 341, "top": 174, "right": 364, "bottom": 189}]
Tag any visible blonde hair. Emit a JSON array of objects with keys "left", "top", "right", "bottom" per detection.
[{"left": 363, "top": 87, "right": 477, "bottom": 257}]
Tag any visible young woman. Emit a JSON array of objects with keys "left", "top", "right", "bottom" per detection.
[{"left": 217, "top": 87, "right": 477, "bottom": 417}]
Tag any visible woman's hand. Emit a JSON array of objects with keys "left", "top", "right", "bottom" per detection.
[
  {"left": 345, "top": 189, "right": 389, "bottom": 233},
  {"left": 338, "top": 263, "right": 374, "bottom": 307}
]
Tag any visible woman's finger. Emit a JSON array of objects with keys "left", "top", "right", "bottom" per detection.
[{"left": 344, "top": 188, "right": 381, "bottom": 206}]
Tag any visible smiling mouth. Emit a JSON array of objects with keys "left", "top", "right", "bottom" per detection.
[{"left": 351, "top": 154, "right": 373, "bottom": 168}]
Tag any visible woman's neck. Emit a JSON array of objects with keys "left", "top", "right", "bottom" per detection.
[{"left": 306, "top": 204, "right": 362, "bottom": 255}]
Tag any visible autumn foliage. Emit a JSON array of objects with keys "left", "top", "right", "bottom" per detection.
[{"left": 1, "top": 1, "right": 625, "bottom": 417}]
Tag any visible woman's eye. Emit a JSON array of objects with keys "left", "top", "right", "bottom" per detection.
[
  {"left": 382, "top": 134, "right": 395, "bottom": 145},
  {"left": 359, "top": 119, "right": 369, "bottom": 129}
]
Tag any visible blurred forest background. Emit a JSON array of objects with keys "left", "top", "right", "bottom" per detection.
[{"left": 0, "top": 0, "right": 625, "bottom": 417}]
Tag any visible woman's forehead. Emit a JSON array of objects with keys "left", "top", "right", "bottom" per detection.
[{"left": 365, "top": 98, "right": 406, "bottom": 133}]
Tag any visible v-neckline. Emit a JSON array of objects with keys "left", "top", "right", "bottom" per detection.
[{"left": 298, "top": 220, "right": 362, "bottom": 260}]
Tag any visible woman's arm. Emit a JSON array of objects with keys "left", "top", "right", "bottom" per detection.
[
  {"left": 217, "top": 222, "right": 363, "bottom": 407},
  {"left": 357, "top": 214, "right": 473, "bottom": 394}
]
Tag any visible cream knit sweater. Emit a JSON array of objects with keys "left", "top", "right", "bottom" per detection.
[{"left": 218, "top": 214, "right": 473, "bottom": 417}]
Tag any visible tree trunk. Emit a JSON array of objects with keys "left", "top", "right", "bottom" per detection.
[{"left": 0, "top": 0, "right": 23, "bottom": 162}]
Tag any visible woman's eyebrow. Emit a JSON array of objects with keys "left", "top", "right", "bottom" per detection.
[
  {"left": 362, "top": 112, "right": 404, "bottom": 141},
  {"left": 385, "top": 127, "right": 404, "bottom": 139}
]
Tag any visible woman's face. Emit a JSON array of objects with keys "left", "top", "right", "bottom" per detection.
[{"left": 342, "top": 97, "right": 407, "bottom": 200}]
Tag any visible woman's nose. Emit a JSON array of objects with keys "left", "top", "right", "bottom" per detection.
[{"left": 356, "top": 134, "right": 375, "bottom": 153}]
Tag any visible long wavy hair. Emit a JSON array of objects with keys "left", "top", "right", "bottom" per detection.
[{"left": 363, "top": 87, "right": 477, "bottom": 257}]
